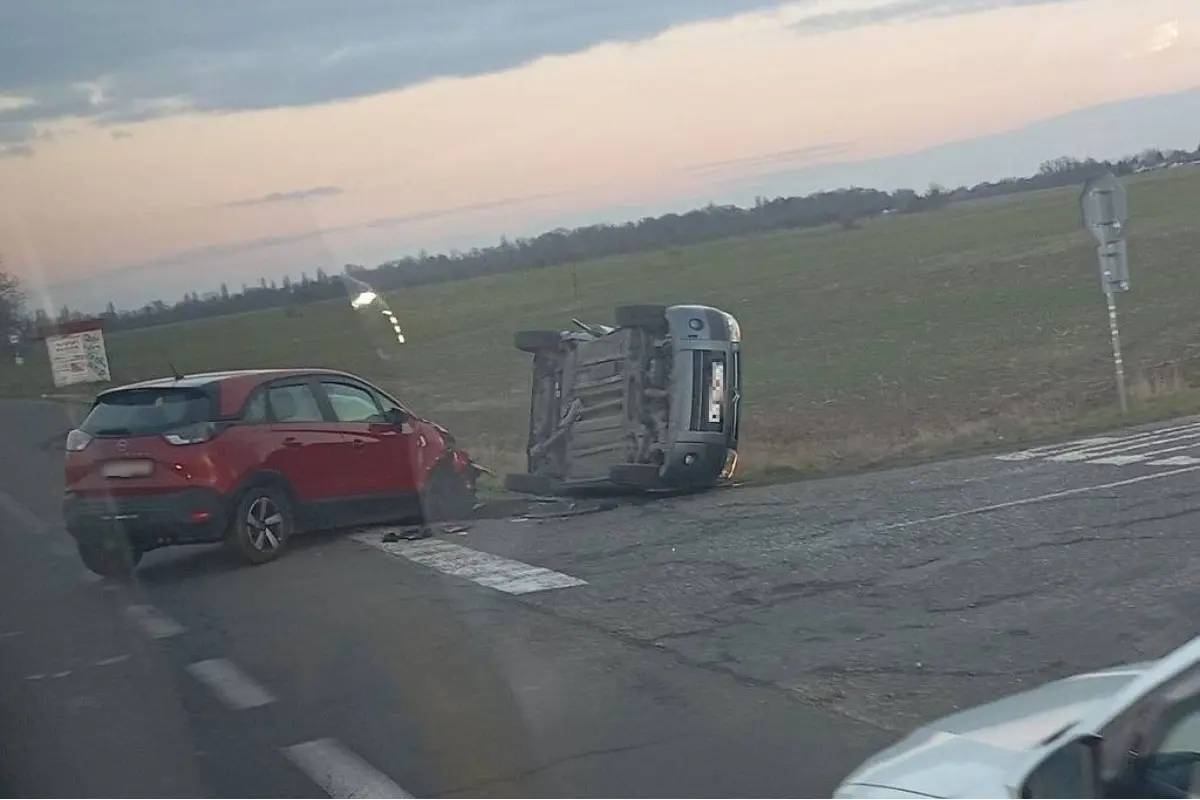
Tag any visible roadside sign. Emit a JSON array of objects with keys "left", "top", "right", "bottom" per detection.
[
  {"left": 1081, "top": 172, "right": 1128, "bottom": 246},
  {"left": 46, "top": 327, "right": 110, "bottom": 387},
  {"left": 1097, "top": 238, "right": 1130, "bottom": 294}
]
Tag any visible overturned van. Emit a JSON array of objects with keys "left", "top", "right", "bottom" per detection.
[{"left": 504, "top": 304, "right": 741, "bottom": 495}]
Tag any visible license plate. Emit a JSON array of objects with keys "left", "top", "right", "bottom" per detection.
[
  {"left": 102, "top": 459, "right": 154, "bottom": 478},
  {"left": 707, "top": 361, "right": 725, "bottom": 423}
]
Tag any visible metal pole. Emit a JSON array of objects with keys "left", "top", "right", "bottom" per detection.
[{"left": 1105, "top": 290, "right": 1128, "bottom": 413}]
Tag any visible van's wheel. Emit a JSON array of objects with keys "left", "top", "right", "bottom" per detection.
[
  {"left": 514, "top": 330, "right": 562, "bottom": 354},
  {"left": 227, "top": 486, "right": 293, "bottom": 565},
  {"left": 614, "top": 305, "right": 669, "bottom": 333},
  {"left": 77, "top": 536, "right": 142, "bottom": 579},
  {"left": 609, "top": 463, "right": 663, "bottom": 489},
  {"left": 422, "top": 467, "right": 477, "bottom": 522},
  {"left": 504, "top": 472, "right": 557, "bottom": 496}
]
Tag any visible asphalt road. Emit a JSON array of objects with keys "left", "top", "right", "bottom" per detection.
[{"left": 3, "top": 398, "right": 1200, "bottom": 797}]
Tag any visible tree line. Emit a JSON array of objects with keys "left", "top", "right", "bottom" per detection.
[{"left": 12, "top": 143, "right": 1200, "bottom": 334}]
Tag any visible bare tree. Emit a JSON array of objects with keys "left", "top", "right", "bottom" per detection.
[{"left": 0, "top": 258, "right": 25, "bottom": 335}]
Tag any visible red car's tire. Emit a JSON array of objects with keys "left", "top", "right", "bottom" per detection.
[
  {"left": 422, "top": 467, "right": 477, "bottom": 522},
  {"left": 227, "top": 485, "right": 294, "bottom": 565},
  {"left": 77, "top": 536, "right": 142, "bottom": 579}
]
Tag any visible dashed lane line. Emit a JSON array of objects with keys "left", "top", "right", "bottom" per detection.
[
  {"left": 283, "top": 738, "right": 412, "bottom": 799},
  {"left": 350, "top": 531, "right": 587, "bottom": 595},
  {"left": 186, "top": 658, "right": 276, "bottom": 710},
  {"left": 124, "top": 604, "right": 186, "bottom": 639}
]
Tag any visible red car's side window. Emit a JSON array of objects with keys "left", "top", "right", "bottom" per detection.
[
  {"left": 267, "top": 384, "right": 324, "bottom": 423},
  {"left": 322, "top": 382, "right": 385, "bottom": 424}
]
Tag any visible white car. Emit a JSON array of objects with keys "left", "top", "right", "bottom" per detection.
[{"left": 836, "top": 633, "right": 1200, "bottom": 798}]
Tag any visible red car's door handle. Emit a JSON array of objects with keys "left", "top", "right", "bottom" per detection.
[
  {"left": 282, "top": 437, "right": 303, "bottom": 448},
  {"left": 351, "top": 439, "right": 366, "bottom": 449}
]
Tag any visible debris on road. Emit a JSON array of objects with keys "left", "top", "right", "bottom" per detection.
[
  {"left": 381, "top": 526, "right": 433, "bottom": 542},
  {"left": 513, "top": 500, "right": 620, "bottom": 522}
]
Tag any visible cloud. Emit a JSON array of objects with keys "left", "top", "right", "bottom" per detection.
[
  {"left": 684, "top": 141, "right": 854, "bottom": 175},
  {"left": 791, "top": 0, "right": 1079, "bottom": 34},
  {"left": 54, "top": 188, "right": 571, "bottom": 293},
  {"left": 224, "top": 185, "right": 346, "bottom": 207},
  {"left": 0, "top": 143, "right": 34, "bottom": 159},
  {"left": 110, "top": 129, "right": 133, "bottom": 139},
  {"left": 0, "top": 1, "right": 787, "bottom": 141}
]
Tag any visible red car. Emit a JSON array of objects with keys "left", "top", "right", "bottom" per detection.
[{"left": 62, "top": 368, "right": 483, "bottom": 577}]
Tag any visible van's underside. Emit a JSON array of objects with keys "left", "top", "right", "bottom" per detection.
[{"left": 527, "top": 327, "right": 672, "bottom": 484}]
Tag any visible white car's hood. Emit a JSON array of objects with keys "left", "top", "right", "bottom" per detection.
[{"left": 835, "top": 661, "right": 1153, "bottom": 799}]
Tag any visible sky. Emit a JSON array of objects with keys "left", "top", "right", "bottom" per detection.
[{"left": 0, "top": 0, "right": 1198, "bottom": 313}]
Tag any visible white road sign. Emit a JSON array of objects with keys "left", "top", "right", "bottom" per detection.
[
  {"left": 1081, "top": 172, "right": 1128, "bottom": 245},
  {"left": 46, "top": 329, "right": 111, "bottom": 387}
]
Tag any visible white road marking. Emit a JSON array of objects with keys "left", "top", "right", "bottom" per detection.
[
  {"left": 1148, "top": 456, "right": 1200, "bottom": 467},
  {"left": 124, "top": 604, "right": 185, "bottom": 639},
  {"left": 186, "top": 658, "right": 276, "bottom": 710},
  {"left": 0, "top": 631, "right": 23, "bottom": 639},
  {"left": 1054, "top": 427, "right": 1200, "bottom": 462},
  {"left": 1088, "top": 454, "right": 1151, "bottom": 465},
  {"left": 93, "top": 654, "right": 131, "bottom": 667},
  {"left": 1088, "top": 441, "right": 1200, "bottom": 465},
  {"left": 883, "top": 463, "right": 1200, "bottom": 530},
  {"left": 996, "top": 422, "right": 1200, "bottom": 468},
  {"left": 283, "top": 738, "right": 411, "bottom": 799},
  {"left": 995, "top": 437, "right": 1119, "bottom": 460},
  {"left": 23, "top": 655, "right": 134, "bottom": 684},
  {"left": 351, "top": 532, "right": 587, "bottom": 595}
]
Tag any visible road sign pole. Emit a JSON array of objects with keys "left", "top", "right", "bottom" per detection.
[
  {"left": 1081, "top": 172, "right": 1131, "bottom": 414},
  {"left": 1104, "top": 289, "right": 1128, "bottom": 414}
]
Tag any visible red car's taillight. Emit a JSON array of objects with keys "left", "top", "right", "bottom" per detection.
[{"left": 65, "top": 429, "right": 93, "bottom": 452}]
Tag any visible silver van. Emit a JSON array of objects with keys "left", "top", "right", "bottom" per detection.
[{"left": 504, "top": 304, "right": 741, "bottom": 495}]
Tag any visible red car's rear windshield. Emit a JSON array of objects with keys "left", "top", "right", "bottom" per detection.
[{"left": 82, "top": 387, "right": 214, "bottom": 437}]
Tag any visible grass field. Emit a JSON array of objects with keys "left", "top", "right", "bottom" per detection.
[{"left": 6, "top": 167, "right": 1200, "bottom": 481}]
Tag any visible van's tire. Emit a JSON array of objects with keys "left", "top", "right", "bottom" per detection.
[
  {"left": 422, "top": 466, "right": 477, "bottom": 522},
  {"left": 77, "top": 536, "right": 142, "bottom": 579},
  {"left": 504, "top": 472, "right": 558, "bottom": 496},
  {"left": 614, "top": 305, "right": 669, "bottom": 333},
  {"left": 514, "top": 330, "right": 562, "bottom": 354},
  {"left": 227, "top": 485, "right": 294, "bottom": 565},
  {"left": 609, "top": 463, "right": 663, "bottom": 489}
]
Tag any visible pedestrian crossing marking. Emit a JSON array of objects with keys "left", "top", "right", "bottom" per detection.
[{"left": 996, "top": 421, "right": 1200, "bottom": 469}]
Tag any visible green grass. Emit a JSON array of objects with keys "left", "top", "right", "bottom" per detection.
[{"left": 7, "top": 167, "right": 1200, "bottom": 480}]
